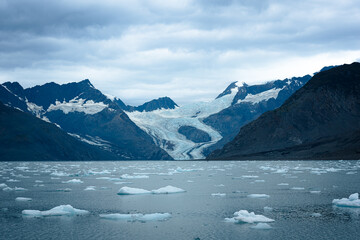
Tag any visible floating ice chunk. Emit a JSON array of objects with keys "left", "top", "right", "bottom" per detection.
[
  {"left": 50, "top": 171, "right": 69, "bottom": 177},
  {"left": 100, "top": 213, "right": 171, "bottom": 222},
  {"left": 120, "top": 174, "right": 149, "bottom": 179},
  {"left": 310, "top": 191, "right": 321, "bottom": 194},
  {"left": 0, "top": 183, "right": 8, "bottom": 188},
  {"left": 62, "top": 179, "right": 83, "bottom": 184},
  {"left": 35, "top": 180, "right": 43, "bottom": 183},
  {"left": 7, "top": 179, "right": 20, "bottom": 182},
  {"left": 3, "top": 187, "right": 27, "bottom": 191},
  {"left": 311, "top": 213, "right": 322, "bottom": 217},
  {"left": 225, "top": 210, "right": 274, "bottom": 223},
  {"left": 277, "top": 183, "right": 289, "bottom": 186},
  {"left": 332, "top": 193, "right": 360, "bottom": 208},
  {"left": 215, "top": 184, "right": 225, "bottom": 187},
  {"left": 251, "top": 223, "right": 272, "bottom": 229},
  {"left": 264, "top": 206, "right": 273, "bottom": 212},
  {"left": 22, "top": 205, "right": 89, "bottom": 217},
  {"left": 151, "top": 185, "right": 186, "bottom": 194},
  {"left": 242, "top": 175, "right": 259, "bottom": 179},
  {"left": 84, "top": 186, "right": 96, "bottom": 191},
  {"left": 15, "top": 197, "right": 32, "bottom": 202},
  {"left": 346, "top": 171, "right": 357, "bottom": 175},
  {"left": 117, "top": 186, "right": 151, "bottom": 195},
  {"left": 113, "top": 181, "right": 132, "bottom": 185},
  {"left": 254, "top": 180, "right": 265, "bottom": 183},
  {"left": 211, "top": 193, "right": 226, "bottom": 197},
  {"left": 247, "top": 194, "right": 270, "bottom": 198},
  {"left": 291, "top": 187, "right": 305, "bottom": 190},
  {"left": 187, "top": 180, "right": 194, "bottom": 183}
]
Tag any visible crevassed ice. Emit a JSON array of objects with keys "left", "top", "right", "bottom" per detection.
[
  {"left": 47, "top": 97, "right": 108, "bottom": 115},
  {"left": 126, "top": 86, "right": 238, "bottom": 160}
]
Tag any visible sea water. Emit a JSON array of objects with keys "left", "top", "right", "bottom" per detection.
[{"left": 0, "top": 160, "right": 359, "bottom": 240}]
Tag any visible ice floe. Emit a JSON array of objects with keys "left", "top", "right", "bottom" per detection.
[
  {"left": 332, "top": 193, "right": 360, "bottom": 208},
  {"left": 100, "top": 213, "right": 171, "bottom": 222},
  {"left": 120, "top": 174, "right": 149, "bottom": 179},
  {"left": 247, "top": 194, "right": 270, "bottom": 198},
  {"left": 291, "top": 187, "right": 305, "bottom": 190},
  {"left": 3, "top": 187, "right": 27, "bottom": 191},
  {"left": 62, "top": 179, "right": 83, "bottom": 184},
  {"left": 22, "top": 205, "right": 89, "bottom": 217},
  {"left": 84, "top": 186, "right": 96, "bottom": 191},
  {"left": 15, "top": 197, "right": 32, "bottom": 202},
  {"left": 118, "top": 187, "right": 151, "bottom": 195},
  {"left": 211, "top": 193, "right": 226, "bottom": 197},
  {"left": 151, "top": 185, "right": 186, "bottom": 194},
  {"left": 225, "top": 210, "right": 275, "bottom": 223},
  {"left": 310, "top": 191, "right": 321, "bottom": 194},
  {"left": 118, "top": 185, "right": 186, "bottom": 195}
]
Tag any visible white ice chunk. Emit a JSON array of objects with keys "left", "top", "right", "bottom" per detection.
[
  {"left": 264, "top": 206, "right": 273, "bottom": 212},
  {"left": 211, "top": 193, "right": 226, "bottom": 197},
  {"left": 310, "top": 191, "right": 321, "bottom": 194},
  {"left": 151, "top": 185, "right": 186, "bottom": 194},
  {"left": 84, "top": 186, "right": 96, "bottom": 191},
  {"left": 291, "top": 187, "right": 304, "bottom": 190},
  {"left": 247, "top": 194, "right": 270, "bottom": 198},
  {"left": 15, "top": 197, "right": 32, "bottom": 202},
  {"left": 117, "top": 186, "right": 151, "bottom": 195},
  {"left": 225, "top": 210, "right": 275, "bottom": 223},
  {"left": 100, "top": 213, "right": 171, "bottom": 222},
  {"left": 50, "top": 171, "right": 69, "bottom": 177},
  {"left": 0, "top": 183, "right": 8, "bottom": 188},
  {"left": 242, "top": 175, "right": 259, "bottom": 179},
  {"left": 333, "top": 193, "right": 360, "bottom": 208},
  {"left": 22, "top": 205, "right": 89, "bottom": 217},
  {"left": 311, "top": 213, "right": 322, "bottom": 217},
  {"left": 277, "top": 183, "right": 289, "bottom": 186},
  {"left": 251, "top": 223, "right": 272, "bottom": 229},
  {"left": 120, "top": 174, "right": 149, "bottom": 179},
  {"left": 62, "top": 179, "right": 83, "bottom": 184}
]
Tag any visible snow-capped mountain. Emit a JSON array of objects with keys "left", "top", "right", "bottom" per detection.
[
  {"left": 208, "top": 63, "right": 360, "bottom": 160},
  {"left": 0, "top": 80, "right": 172, "bottom": 160},
  {"left": 126, "top": 72, "right": 317, "bottom": 159}
]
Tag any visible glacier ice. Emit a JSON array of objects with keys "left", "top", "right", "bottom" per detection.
[
  {"left": 22, "top": 205, "right": 89, "bottom": 217},
  {"left": 332, "top": 193, "right": 360, "bottom": 208},
  {"left": 225, "top": 210, "right": 275, "bottom": 223},
  {"left": 100, "top": 213, "right": 171, "bottom": 222}
]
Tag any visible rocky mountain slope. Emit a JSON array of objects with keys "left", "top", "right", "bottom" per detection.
[
  {"left": 0, "top": 101, "right": 119, "bottom": 161},
  {"left": 208, "top": 62, "right": 360, "bottom": 160},
  {"left": 0, "top": 80, "right": 172, "bottom": 160}
]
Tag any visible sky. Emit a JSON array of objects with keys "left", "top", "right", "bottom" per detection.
[{"left": 0, "top": 0, "right": 359, "bottom": 105}]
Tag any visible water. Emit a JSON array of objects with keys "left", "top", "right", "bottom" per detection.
[{"left": 0, "top": 160, "right": 359, "bottom": 240}]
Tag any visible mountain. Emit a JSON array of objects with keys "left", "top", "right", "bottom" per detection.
[
  {"left": 114, "top": 96, "right": 178, "bottom": 112},
  {"left": 126, "top": 73, "right": 312, "bottom": 159},
  {"left": 0, "top": 80, "right": 172, "bottom": 160},
  {"left": 207, "top": 62, "right": 360, "bottom": 160},
  {"left": 0, "top": 101, "right": 118, "bottom": 161}
]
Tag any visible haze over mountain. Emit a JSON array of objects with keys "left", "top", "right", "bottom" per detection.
[{"left": 208, "top": 63, "right": 360, "bottom": 160}]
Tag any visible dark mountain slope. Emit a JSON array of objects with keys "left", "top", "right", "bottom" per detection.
[
  {"left": 208, "top": 62, "right": 360, "bottom": 160},
  {"left": 0, "top": 101, "right": 119, "bottom": 161}
]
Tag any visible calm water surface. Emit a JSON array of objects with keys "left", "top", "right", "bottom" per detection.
[{"left": 0, "top": 160, "right": 359, "bottom": 240}]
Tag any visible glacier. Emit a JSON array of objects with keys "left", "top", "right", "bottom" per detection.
[{"left": 126, "top": 85, "right": 239, "bottom": 159}]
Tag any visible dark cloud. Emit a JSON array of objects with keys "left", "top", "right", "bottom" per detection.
[{"left": 0, "top": 0, "right": 359, "bottom": 105}]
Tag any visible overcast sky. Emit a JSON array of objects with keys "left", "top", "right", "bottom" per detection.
[{"left": 0, "top": 0, "right": 359, "bottom": 105}]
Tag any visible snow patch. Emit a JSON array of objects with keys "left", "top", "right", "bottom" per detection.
[
  {"left": 237, "top": 87, "right": 284, "bottom": 105},
  {"left": 47, "top": 97, "right": 108, "bottom": 115}
]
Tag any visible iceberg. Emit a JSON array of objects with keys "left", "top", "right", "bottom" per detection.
[
  {"left": 117, "top": 187, "right": 151, "bottom": 195},
  {"left": 0, "top": 183, "right": 8, "bottom": 188},
  {"left": 84, "top": 186, "right": 96, "bottom": 191},
  {"left": 151, "top": 186, "right": 186, "bottom": 194},
  {"left": 120, "top": 174, "right": 149, "bottom": 179},
  {"left": 62, "top": 179, "right": 83, "bottom": 184},
  {"left": 225, "top": 210, "right": 274, "bottom": 224},
  {"left": 22, "top": 205, "right": 89, "bottom": 217},
  {"left": 15, "top": 197, "right": 32, "bottom": 202},
  {"left": 211, "top": 193, "right": 226, "bottom": 197},
  {"left": 332, "top": 193, "right": 360, "bottom": 208},
  {"left": 100, "top": 213, "right": 171, "bottom": 222},
  {"left": 247, "top": 194, "right": 270, "bottom": 198}
]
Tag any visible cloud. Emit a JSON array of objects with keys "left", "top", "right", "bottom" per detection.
[{"left": 0, "top": 0, "right": 359, "bottom": 105}]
